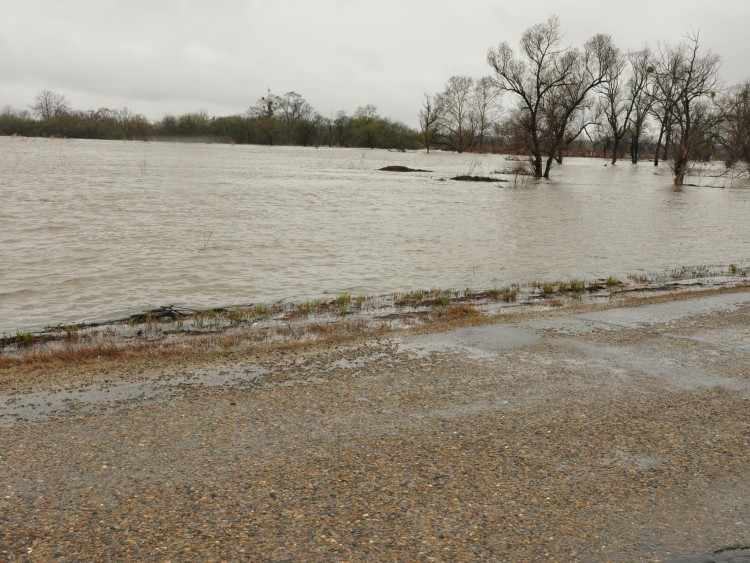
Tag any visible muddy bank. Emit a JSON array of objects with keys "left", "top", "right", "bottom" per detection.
[{"left": 3, "top": 265, "right": 748, "bottom": 373}]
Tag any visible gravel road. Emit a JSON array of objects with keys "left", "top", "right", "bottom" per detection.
[{"left": 1, "top": 291, "right": 749, "bottom": 561}]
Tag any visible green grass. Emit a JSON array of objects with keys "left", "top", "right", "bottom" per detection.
[
  {"left": 192, "top": 312, "right": 205, "bottom": 329},
  {"left": 334, "top": 293, "right": 351, "bottom": 306},
  {"left": 568, "top": 279, "right": 586, "bottom": 293},
  {"left": 15, "top": 331, "right": 36, "bottom": 347},
  {"left": 605, "top": 276, "right": 620, "bottom": 287},
  {"left": 487, "top": 288, "right": 501, "bottom": 300},
  {"left": 541, "top": 282, "right": 557, "bottom": 295},
  {"left": 228, "top": 308, "right": 247, "bottom": 326},
  {"left": 334, "top": 293, "right": 351, "bottom": 316},
  {"left": 500, "top": 286, "right": 518, "bottom": 302}
]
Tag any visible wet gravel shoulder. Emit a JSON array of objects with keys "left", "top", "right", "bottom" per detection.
[{"left": 1, "top": 290, "right": 749, "bottom": 560}]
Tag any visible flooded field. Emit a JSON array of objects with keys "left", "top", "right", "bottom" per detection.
[{"left": 1, "top": 136, "right": 749, "bottom": 333}]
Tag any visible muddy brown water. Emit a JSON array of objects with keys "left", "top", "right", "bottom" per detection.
[{"left": 2, "top": 136, "right": 749, "bottom": 333}]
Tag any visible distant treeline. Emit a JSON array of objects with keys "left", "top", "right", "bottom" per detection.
[{"left": 0, "top": 90, "right": 421, "bottom": 150}]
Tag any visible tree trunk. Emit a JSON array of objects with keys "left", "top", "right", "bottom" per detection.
[
  {"left": 630, "top": 133, "right": 640, "bottom": 164},
  {"left": 543, "top": 155, "right": 555, "bottom": 178},
  {"left": 654, "top": 123, "right": 664, "bottom": 166},
  {"left": 611, "top": 137, "right": 620, "bottom": 165},
  {"left": 673, "top": 143, "right": 688, "bottom": 186},
  {"left": 555, "top": 143, "right": 564, "bottom": 164},
  {"left": 663, "top": 128, "right": 671, "bottom": 162},
  {"left": 532, "top": 154, "right": 543, "bottom": 178}
]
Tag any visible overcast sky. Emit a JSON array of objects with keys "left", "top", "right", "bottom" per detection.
[{"left": 2, "top": 0, "right": 748, "bottom": 127}]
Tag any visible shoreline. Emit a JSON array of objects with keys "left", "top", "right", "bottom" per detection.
[{"left": 1, "top": 263, "right": 749, "bottom": 385}]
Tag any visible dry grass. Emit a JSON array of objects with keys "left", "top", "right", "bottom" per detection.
[
  {"left": 434, "top": 303, "right": 482, "bottom": 319},
  {"left": 3, "top": 272, "right": 748, "bottom": 373},
  {"left": 0, "top": 340, "right": 157, "bottom": 369}
]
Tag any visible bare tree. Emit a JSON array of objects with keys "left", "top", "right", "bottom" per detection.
[
  {"left": 598, "top": 49, "right": 629, "bottom": 163},
  {"left": 437, "top": 75, "right": 475, "bottom": 153},
  {"left": 653, "top": 31, "right": 721, "bottom": 185},
  {"left": 418, "top": 93, "right": 442, "bottom": 153},
  {"left": 32, "top": 89, "right": 70, "bottom": 120},
  {"left": 472, "top": 77, "right": 501, "bottom": 152},
  {"left": 487, "top": 16, "right": 617, "bottom": 178},
  {"left": 626, "top": 49, "right": 654, "bottom": 163},
  {"left": 649, "top": 52, "right": 679, "bottom": 167},
  {"left": 719, "top": 81, "right": 750, "bottom": 175},
  {"left": 541, "top": 33, "right": 618, "bottom": 175},
  {"left": 249, "top": 90, "right": 283, "bottom": 145},
  {"left": 333, "top": 110, "right": 349, "bottom": 146},
  {"left": 249, "top": 90, "right": 281, "bottom": 119},
  {"left": 276, "top": 91, "right": 318, "bottom": 145},
  {"left": 598, "top": 47, "right": 653, "bottom": 164},
  {"left": 555, "top": 97, "right": 599, "bottom": 163}
]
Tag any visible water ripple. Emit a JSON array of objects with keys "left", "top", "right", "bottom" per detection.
[{"left": 1, "top": 137, "right": 749, "bottom": 332}]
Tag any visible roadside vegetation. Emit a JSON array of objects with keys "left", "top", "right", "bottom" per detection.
[{"left": 1, "top": 263, "right": 747, "bottom": 370}]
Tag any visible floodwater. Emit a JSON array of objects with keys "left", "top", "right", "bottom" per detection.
[{"left": 1, "top": 136, "right": 749, "bottom": 333}]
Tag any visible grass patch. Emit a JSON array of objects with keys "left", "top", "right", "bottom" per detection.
[
  {"left": 394, "top": 290, "right": 426, "bottom": 307},
  {"left": 500, "top": 287, "right": 519, "bottom": 302},
  {"left": 192, "top": 312, "right": 205, "bottom": 329},
  {"left": 15, "top": 331, "right": 36, "bottom": 347},
  {"left": 228, "top": 308, "right": 247, "bottom": 326},
  {"left": 628, "top": 273, "right": 650, "bottom": 284},
  {"left": 541, "top": 281, "right": 557, "bottom": 295},
  {"left": 334, "top": 293, "right": 351, "bottom": 315},
  {"left": 487, "top": 287, "right": 519, "bottom": 302},
  {"left": 441, "top": 303, "right": 481, "bottom": 318},
  {"left": 60, "top": 324, "right": 80, "bottom": 342},
  {"left": 568, "top": 279, "right": 586, "bottom": 294}
]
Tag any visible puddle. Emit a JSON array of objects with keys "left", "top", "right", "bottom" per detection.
[
  {"left": 534, "top": 292, "right": 750, "bottom": 334},
  {"left": 0, "top": 365, "right": 267, "bottom": 427},
  {"left": 398, "top": 324, "right": 539, "bottom": 358},
  {"left": 562, "top": 340, "right": 750, "bottom": 392}
]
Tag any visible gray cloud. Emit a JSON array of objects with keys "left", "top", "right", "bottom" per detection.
[{"left": 2, "top": 0, "right": 748, "bottom": 126}]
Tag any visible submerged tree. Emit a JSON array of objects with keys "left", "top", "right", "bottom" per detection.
[
  {"left": 652, "top": 31, "right": 721, "bottom": 185},
  {"left": 719, "top": 81, "right": 750, "bottom": 176},
  {"left": 437, "top": 75, "right": 475, "bottom": 153},
  {"left": 598, "top": 47, "right": 653, "bottom": 164},
  {"left": 418, "top": 93, "right": 442, "bottom": 153},
  {"left": 487, "top": 16, "right": 618, "bottom": 178},
  {"left": 472, "top": 76, "right": 501, "bottom": 152},
  {"left": 626, "top": 49, "right": 654, "bottom": 163}
]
